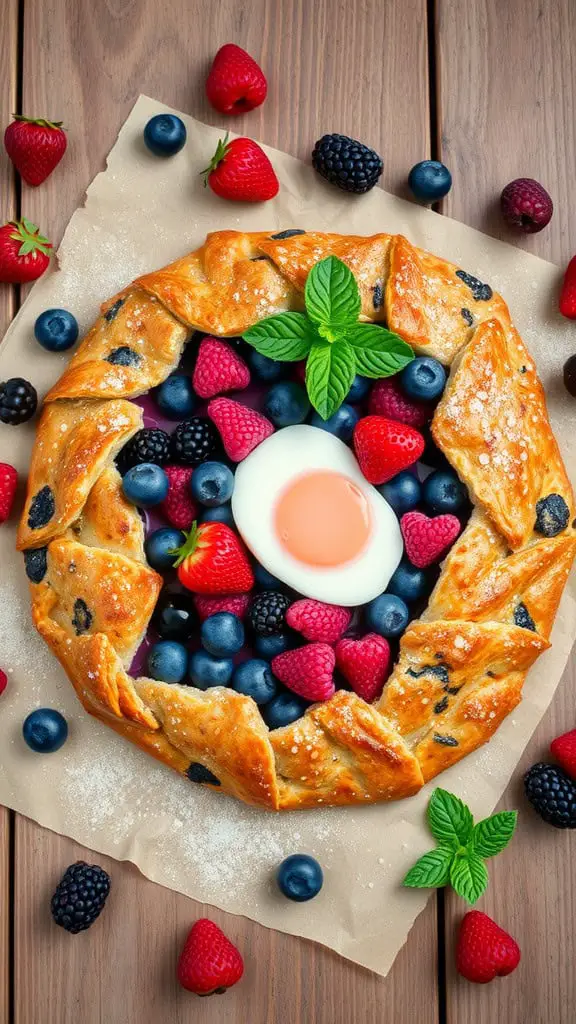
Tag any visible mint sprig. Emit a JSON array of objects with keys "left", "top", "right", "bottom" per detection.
[
  {"left": 242, "top": 255, "right": 414, "bottom": 419},
  {"left": 402, "top": 788, "right": 517, "bottom": 905}
]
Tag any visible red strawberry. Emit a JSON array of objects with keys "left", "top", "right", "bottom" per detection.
[
  {"left": 173, "top": 522, "right": 254, "bottom": 594},
  {"left": 4, "top": 116, "right": 67, "bottom": 186},
  {"left": 400, "top": 510, "right": 460, "bottom": 568},
  {"left": 193, "top": 338, "right": 250, "bottom": 399},
  {"left": 194, "top": 593, "right": 250, "bottom": 622},
  {"left": 205, "top": 44, "right": 267, "bottom": 116},
  {"left": 353, "top": 415, "right": 425, "bottom": 485},
  {"left": 0, "top": 463, "right": 18, "bottom": 523},
  {"left": 177, "top": 918, "right": 244, "bottom": 996},
  {"left": 161, "top": 466, "right": 197, "bottom": 530},
  {"left": 0, "top": 669, "right": 7, "bottom": 697},
  {"left": 203, "top": 136, "right": 279, "bottom": 202},
  {"left": 0, "top": 219, "right": 51, "bottom": 283},
  {"left": 271, "top": 644, "right": 335, "bottom": 702},
  {"left": 208, "top": 397, "right": 274, "bottom": 461},
  {"left": 334, "top": 633, "right": 391, "bottom": 702},
  {"left": 286, "top": 599, "right": 351, "bottom": 644},
  {"left": 456, "top": 911, "right": 520, "bottom": 984},
  {"left": 550, "top": 728, "right": 576, "bottom": 779},
  {"left": 368, "top": 378, "right": 432, "bottom": 428},
  {"left": 559, "top": 255, "right": 576, "bottom": 320}
]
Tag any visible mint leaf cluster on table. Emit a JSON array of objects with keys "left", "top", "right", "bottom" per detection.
[
  {"left": 242, "top": 255, "right": 414, "bottom": 419},
  {"left": 403, "top": 788, "right": 517, "bottom": 904}
]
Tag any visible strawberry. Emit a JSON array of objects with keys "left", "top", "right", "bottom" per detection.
[
  {"left": 334, "top": 633, "right": 391, "bottom": 702},
  {"left": 202, "top": 136, "right": 279, "bottom": 202},
  {"left": 205, "top": 44, "right": 267, "bottom": 116},
  {"left": 0, "top": 219, "right": 51, "bottom": 283},
  {"left": 353, "top": 415, "right": 425, "bottom": 485},
  {"left": 161, "top": 466, "right": 197, "bottom": 530},
  {"left": 194, "top": 593, "right": 251, "bottom": 622},
  {"left": 400, "top": 510, "right": 460, "bottom": 568},
  {"left": 550, "top": 727, "right": 576, "bottom": 779},
  {"left": 4, "top": 116, "right": 67, "bottom": 186},
  {"left": 271, "top": 644, "right": 335, "bottom": 702},
  {"left": 173, "top": 522, "right": 254, "bottom": 594},
  {"left": 177, "top": 918, "right": 244, "bottom": 996},
  {"left": 0, "top": 669, "right": 7, "bottom": 697},
  {"left": 559, "top": 255, "right": 576, "bottom": 320},
  {"left": 193, "top": 337, "right": 250, "bottom": 399},
  {"left": 456, "top": 911, "right": 520, "bottom": 984},
  {"left": 286, "top": 599, "right": 351, "bottom": 644},
  {"left": 0, "top": 463, "right": 18, "bottom": 523},
  {"left": 207, "top": 397, "right": 274, "bottom": 461},
  {"left": 368, "top": 377, "right": 432, "bottom": 428}
]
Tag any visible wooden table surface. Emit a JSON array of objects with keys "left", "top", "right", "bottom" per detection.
[{"left": 0, "top": 1, "right": 575, "bottom": 1021}]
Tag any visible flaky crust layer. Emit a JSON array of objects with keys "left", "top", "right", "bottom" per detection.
[{"left": 17, "top": 230, "right": 576, "bottom": 809}]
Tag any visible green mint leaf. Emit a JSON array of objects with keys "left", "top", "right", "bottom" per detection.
[
  {"left": 449, "top": 851, "right": 488, "bottom": 905},
  {"left": 345, "top": 324, "right": 414, "bottom": 379},
  {"left": 242, "top": 313, "right": 315, "bottom": 361},
  {"left": 304, "top": 256, "right": 361, "bottom": 330},
  {"left": 471, "top": 811, "right": 517, "bottom": 859},
  {"left": 427, "top": 788, "right": 474, "bottom": 849},
  {"left": 305, "top": 340, "right": 355, "bottom": 419},
  {"left": 402, "top": 847, "right": 454, "bottom": 889}
]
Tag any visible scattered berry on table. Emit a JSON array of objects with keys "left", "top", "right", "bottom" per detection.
[
  {"left": 4, "top": 116, "right": 67, "bottom": 186},
  {"left": 143, "top": 113, "right": 187, "bottom": 157},
  {"left": 177, "top": 918, "right": 244, "bottom": 996},
  {"left": 145, "top": 527, "right": 184, "bottom": 571},
  {"left": 193, "top": 337, "right": 250, "bottom": 399},
  {"left": 271, "top": 644, "right": 335, "bottom": 701},
  {"left": 408, "top": 160, "right": 452, "bottom": 202},
  {"left": 400, "top": 357, "right": 446, "bottom": 403},
  {"left": 118, "top": 428, "right": 170, "bottom": 472},
  {"left": 310, "top": 403, "right": 359, "bottom": 442},
  {"left": 312, "top": 133, "right": 383, "bottom": 194},
  {"left": 422, "top": 469, "right": 468, "bottom": 515},
  {"left": 369, "top": 377, "right": 432, "bottom": 428},
  {"left": 276, "top": 854, "right": 323, "bottom": 902},
  {"left": 534, "top": 493, "right": 570, "bottom": 537},
  {"left": 0, "top": 219, "right": 51, "bottom": 283},
  {"left": 201, "top": 611, "right": 245, "bottom": 657},
  {"left": 190, "top": 461, "right": 235, "bottom": 507},
  {"left": 147, "top": 640, "right": 188, "bottom": 683},
  {"left": 387, "top": 558, "right": 430, "bottom": 604},
  {"left": 286, "top": 598, "right": 351, "bottom": 644},
  {"left": 563, "top": 354, "right": 576, "bottom": 395},
  {"left": 189, "top": 649, "right": 234, "bottom": 689},
  {"left": 550, "top": 728, "right": 576, "bottom": 780},
  {"left": 122, "top": 463, "right": 169, "bottom": 508},
  {"left": 0, "top": 669, "right": 7, "bottom": 697},
  {"left": 524, "top": 762, "right": 576, "bottom": 828},
  {"left": 22, "top": 708, "right": 68, "bottom": 752},
  {"left": 208, "top": 396, "right": 274, "bottom": 461},
  {"left": 152, "top": 586, "right": 198, "bottom": 641},
  {"left": 194, "top": 593, "right": 250, "bottom": 622},
  {"left": 232, "top": 658, "right": 278, "bottom": 703},
  {"left": 500, "top": 177, "right": 553, "bottom": 233},
  {"left": 353, "top": 415, "right": 425, "bottom": 485},
  {"left": 205, "top": 43, "right": 267, "bottom": 115},
  {"left": 254, "top": 632, "right": 292, "bottom": 659},
  {"left": 248, "top": 590, "right": 292, "bottom": 636},
  {"left": 199, "top": 503, "right": 235, "bottom": 526},
  {"left": 559, "top": 257, "right": 576, "bottom": 321},
  {"left": 51, "top": 862, "right": 111, "bottom": 934},
  {"left": 334, "top": 633, "right": 391, "bottom": 702},
  {"left": 0, "top": 462, "right": 17, "bottom": 523},
  {"left": 248, "top": 350, "right": 284, "bottom": 381},
  {"left": 0, "top": 377, "right": 38, "bottom": 425},
  {"left": 401, "top": 510, "right": 460, "bottom": 568},
  {"left": 253, "top": 562, "right": 282, "bottom": 589},
  {"left": 174, "top": 521, "right": 254, "bottom": 594},
  {"left": 378, "top": 470, "right": 422, "bottom": 515},
  {"left": 365, "top": 592, "right": 409, "bottom": 638},
  {"left": 203, "top": 136, "right": 279, "bottom": 202},
  {"left": 155, "top": 374, "right": 196, "bottom": 419},
  {"left": 34, "top": 308, "right": 79, "bottom": 352},
  {"left": 456, "top": 911, "right": 520, "bottom": 984},
  {"left": 347, "top": 374, "right": 370, "bottom": 403},
  {"left": 264, "top": 381, "right": 310, "bottom": 427},
  {"left": 263, "top": 691, "right": 308, "bottom": 729},
  {"left": 170, "top": 417, "right": 220, "bottom": 466},
  {"left": 162, "top": 465, "right": 197, "bottom": 530}
]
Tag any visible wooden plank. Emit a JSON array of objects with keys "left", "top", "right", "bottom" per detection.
[
  {"left": 14, "top": 2, "right": 437, "bottom": 1022},
  {"left": 437, "top": 1, "right": 576, "bottom": 1020}
]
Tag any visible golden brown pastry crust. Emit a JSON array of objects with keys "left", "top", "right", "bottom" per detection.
[{"left": 17, "top": 229, "right": 576, "bottom": 810}]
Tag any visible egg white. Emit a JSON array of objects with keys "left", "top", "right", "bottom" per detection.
[{"left": 232, "top": 424, "right": 403, "bottom": 606}]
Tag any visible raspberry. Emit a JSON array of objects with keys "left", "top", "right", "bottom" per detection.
[
  {"left": 0, "top": 462, "right": 18, "bottom": 523},
  {"left": 207, "top": 397, "right": 274, "bottom": 461},
  {"left": 550, "top": 729, "right": 576, "bottom": 780},
  {"left": 193, "top": 337, "right": 250, "bottom": 399},
  {"left": 194, "top": 593, "right": 251, "bottom": 622},
  {"left": 334, "top": 634, "right": 391, "bottom": 702},
  {"left": 286, "top": 599, "right": 351, "bottom": 644},
  {"left": 400, "top": 510, "right": 461, "bottom": 568},
  {"left": 161, "top": 465, "right": 197, "bottom": 530},
  {"left": 368, "top": 378, "right": 432, "bottom": 428},
  {"left": 271, "top": 644, "right": 335, "bottom": 702},
  {"left": 500, "top": 178, "right": 553, "bottom": 234}
]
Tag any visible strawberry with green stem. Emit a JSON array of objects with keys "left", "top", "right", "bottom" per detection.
[
  {"left": 172, "top": 521, "right": 254, "bottom": 595},
  {"left": 0, "top": 219, "right": 51, "bottom": 283}
]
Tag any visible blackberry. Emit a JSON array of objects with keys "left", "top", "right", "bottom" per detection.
[
  {"left": 117, "top": 428, "right": 170, "bottom": 474},
  {"left": 312, "top": 134, "right": 383, "bottom": 194},
  {"left": 51, "top": 861, "right": 111, "bottom": 933},
  {"left": 249, "top": 591, "right": 292, "bottom": 636},
  {"left": 170, "top": 417, "right": 219, "bottom": 466},
  {"left": 524, "top": 763, "right": 576, "bottom": 829},
  {"left": 0, "top": 377, "right": 38, "bottom": 425}
]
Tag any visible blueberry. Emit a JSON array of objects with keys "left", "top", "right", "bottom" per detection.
[
  {"left": 198, "top": 503, "right": 235, "bottom": 527},
  {"left": 400, "top": 357, "right": 446, "bottom": 402},
  {"left": 248, "top": 350, "right": 285, "bottom": 382},
  {"left": 408, "top": 160, "right": 452, "bottom": 202},
  {"left": 534, "top": 493, "right": 570, "bottom": 537},
  {"left": 422, "top": 470, "right": 467, "bottom": 515},
  {"left": 145, "top": 527, "right": 184, "bottom": 571},
  {"left": 253, "top": 563, "right": 282, "bottom": 589},
  {"left": 27, "top": 486, "right": 55, "bottom": 528},
  {"left": 189, "top": 649, "right": 233, "bottom": 689},
  {"left": 378, "top": 471, "right": 421, "bottom": 515},
  {"left": 201, "top": 612, "right": 245, "bottom": 658},
  {"left": 263, "top": 691, "right": 308, "bottom": 729},
  {"left": 365, "top": 593, "right": 409, "bottom": 638},
  {"left": 151, "top": 586, "right": 197, "bottom": 641},
  {"left": 421, "top": 429, "right": 452, "bottom": 471},
  {"left": 143, "top": 114, "right": 187, "bottom": 157},
  {"left": 122, "top": 463, "right": 169, "bottom": 508},
  {"left": 232, "top": 659, "right": 278, "bottom": 704},
  {"left": 347, "top": 374, "right": 370, "bottom": 403},
  {"left": 276, "top": 854, "right": 323, "bottom": 902},
  {"left": 387, "top": 559, "right": 429, "bottom": 604},
  {"left": 190, "top": 461, "right": 234, "bottom": 507},
  {"left": 23, "top": 709, "right": 68, "bottom": 753},
  {"left": 147, "top": 641, "right": 188, "bottom": 683},
  {"left": 34, "top": 309, "right": 79, "bottom": 352},
  {"left": 264, "top": 382, "right": 310, "bottom": 427},
  {"left": 155, "top": 374, "right": 196, "bottom": 419},
  {"left": 255, "top": 633, "right": 292, "bottom": 659},
  {"left": 311, "top": 403, "right": 359, "bottom": 441}
]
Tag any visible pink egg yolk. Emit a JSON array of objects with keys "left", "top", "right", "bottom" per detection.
[{"left": 274, "top": 470, "right": 372, "bottom": 568}]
